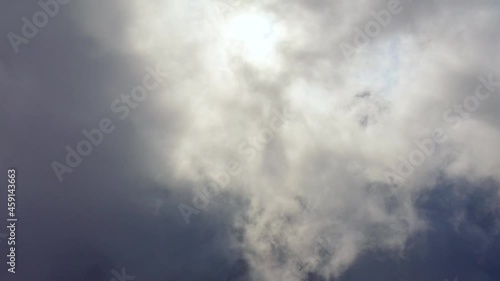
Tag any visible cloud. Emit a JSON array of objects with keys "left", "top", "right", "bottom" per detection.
[{"left": 1, "top": 0, "right": 500, "bottom": 280}]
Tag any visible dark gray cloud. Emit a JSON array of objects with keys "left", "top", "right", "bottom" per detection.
[
  {"left": 333, "top": 178, "right": 500, "bottom": 281},
  {"left": 0, "top": 1, "right": 245, "bottom": 280}
]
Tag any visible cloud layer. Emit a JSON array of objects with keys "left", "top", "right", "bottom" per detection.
[{"left": 1, "top": 0, "right": 500, "bottom": 280}]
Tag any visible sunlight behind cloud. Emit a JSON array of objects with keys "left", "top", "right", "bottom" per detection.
[{"left": 223, "top": 12, "right": 283, "bottom": 65}]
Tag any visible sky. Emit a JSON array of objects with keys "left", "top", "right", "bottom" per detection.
[{"left": 1, "top": 0, "right": 500, "bottom": 280}]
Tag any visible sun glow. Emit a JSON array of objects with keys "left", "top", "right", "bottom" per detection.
[{"left": 223, "top": 12, "right": 281, "bottom": 64}]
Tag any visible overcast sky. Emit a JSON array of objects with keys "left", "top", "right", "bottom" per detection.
[{"left": 1, "top": 0, "right": 500, "bottom": 280}]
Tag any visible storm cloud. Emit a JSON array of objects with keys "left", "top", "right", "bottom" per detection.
[{"left": 1, "top": 0, "right": 500, "bottom": 280}]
